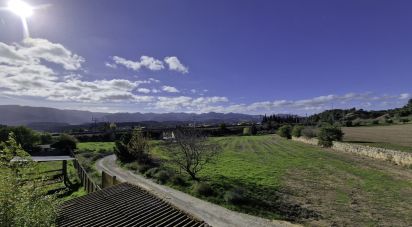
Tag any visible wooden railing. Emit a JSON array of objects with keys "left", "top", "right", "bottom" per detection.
[{"left": 72, "top": 158, "right": 101, "bottom": 193}]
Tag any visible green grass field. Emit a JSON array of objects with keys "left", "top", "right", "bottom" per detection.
[
  {"left": 27, "top": 161, "right": 86, "bottom": 201},
  {"left": 343, "top": 124, "right": 412, "bottom": 152},
  {"left": 75, "top": 142, "right": 115, "bottom": 185},
  {"left": 150, "top": 135, "right": 412, "bottom": 226},
  {"left": 77, "top": 142, "right": 115, "bottom": 152}
]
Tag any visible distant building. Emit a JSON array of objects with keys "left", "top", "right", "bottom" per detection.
[{"left": 162, "top": 131, "right": 175, "bottom": 140}]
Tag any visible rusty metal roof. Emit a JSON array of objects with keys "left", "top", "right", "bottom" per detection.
[{"left": 57, "top": 182, "right": 208, "bottom": 227}]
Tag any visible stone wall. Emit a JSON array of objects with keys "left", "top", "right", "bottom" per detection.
[{"left": 292, "top": 136, "right": 412, "bottom": 167}]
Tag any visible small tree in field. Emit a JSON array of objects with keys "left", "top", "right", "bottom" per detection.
[
  {"left": 52, "top": 134, "right": 78, "bottom": 151},
  {"left": 127, "top": 130, "right": 151, "bottom": 164},
  {"left": 278, "top": 125, "right": 292, "bottom": 139},
  {"left": 291, "top": 125, "right": 304, "bottom": 137},
  {"left": 0, "top": 133, "right": 57, "bottom": 226},
  {"left": 317, "top": 124, "right": 344, "bottom": 147},
  {"left": 165, "top": 128, "right": 221, "bottom": 181},
  {"left": 114, "top": 130, "right": 151, "bottom": 164}
]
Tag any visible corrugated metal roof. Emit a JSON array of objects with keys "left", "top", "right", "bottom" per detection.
[{"left": 57, "top": 182, "right": 208, "bottom": 227}]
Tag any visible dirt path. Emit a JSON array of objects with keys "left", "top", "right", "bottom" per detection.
[{"left": 96, "top": 155, "right": 298, "bottom": 227}]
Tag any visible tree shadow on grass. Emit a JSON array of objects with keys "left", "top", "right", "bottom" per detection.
[{"left": 203, "top": 175, "right": 321, "bottom": 222}]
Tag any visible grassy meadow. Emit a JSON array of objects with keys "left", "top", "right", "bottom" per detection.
[
  {"left": 75, "top": 141, "right": 115, "bottom": 185},
  {"left": 77, "top": 141, "right": 115, "bottom": 152},
  {"left": 28, "top": 161, "right": 86, "bottom": 201},
  {"left": 343, "top": 124, "right": 412, "bottom": 152},
  {"left": 149, "top": 135, "right": 412, "bottom": 226}
]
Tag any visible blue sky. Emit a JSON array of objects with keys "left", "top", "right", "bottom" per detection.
[{"left": 0, "top": 0, "right": 411, "bottom": 114}]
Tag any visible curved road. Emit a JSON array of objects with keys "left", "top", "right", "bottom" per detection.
[{"left": 96, "top": 155, "right": 299, "bottom": 227}]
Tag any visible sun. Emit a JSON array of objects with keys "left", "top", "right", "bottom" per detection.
[{"left": 8, "top": 0, "right": 33, "bottom": 18}]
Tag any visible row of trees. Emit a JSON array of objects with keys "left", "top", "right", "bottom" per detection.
[
  {"left": 277, "top": 124, "right": 343, "bottom": 147},
  {"left": 0, "top": 125, "right": 78, "bottom": 153},
  {"left": 261, "top": 99, "right": 412, "bottom": 127}
]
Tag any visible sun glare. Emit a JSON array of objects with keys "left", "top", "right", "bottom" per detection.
[{"left": 8, "top": 0, "right": 33, "bottom": 18}]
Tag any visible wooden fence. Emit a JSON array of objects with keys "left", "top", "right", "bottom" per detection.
[
  {"left": 102, "top": 171, "right": 121, "bottom": 188},
  {"left": 72, "top": 159, "right": 101, "bottom": 193}
]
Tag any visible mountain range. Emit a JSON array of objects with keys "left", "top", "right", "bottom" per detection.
[{"left": 0, "top": 105, "right": 261, "bottom": 126}]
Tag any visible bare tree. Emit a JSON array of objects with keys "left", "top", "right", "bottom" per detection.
[{"left": 165, "top": 128, "right": 221, "bottom": 181}]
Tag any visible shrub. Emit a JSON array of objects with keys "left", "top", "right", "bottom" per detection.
[
  {"left": 250, "top": 124, "right": 258, "bottom": 135},
  {"left": 400, "top": 118, "right": 410, "bottom": 123},
  {"left": 124, "top": 162, "right": 139, "bottom": 171},
  {"left": 224, "top": 187, "right": 247, "bottom": 205},
  {"left": 301, "top": 127, "right": 317, "bottom": 138},
  {"left": 291, "top": 125, "right": 304, "bottom": 137},
  {"left": 171, "top": 175, "right": 187, "bottom": 186},
  {"left": 317, "top": 125, "right": 344, "bottom": 147},
  {"left": 144, "top": 167, "right": 159, "bottom": 178},
  {"left": 343, "top": 120, "right": 353, "bottom": 127},
  {"left": 385, "top": 119, "right": 393, "bottom": 124},
  {"left": 193, "top": 182, "right": 214, "bottom": 196},
  {"left": 352, "top": 121, "right": 361, "bottom": 127},
  {"left": 114, "top": 130, "right": 151, "bottom": 164},
  {"left": 155, "top": 170, "right": 171, "bottom": 184},
  {"left": 243, "top": 127, "right": 251, "bottom": 136},
  {"left": 138, "top": 164, "right": 151, "bottom": 174},
  {"left": 51, "top": 134, "right": 78, "bottom": 151},
  {"left": 277, "top": 125, "right": 292, "bottom": 139},
  {"left": 371, "top": 119, "right": 379, "bottom": 125}
]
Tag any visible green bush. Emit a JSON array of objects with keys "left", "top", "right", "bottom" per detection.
[
  {"left": 144, "top": 167, "right": 159, "bottom": 178},
  {"left": 243, "top": 127, "right": 251, "bottom": 136},
  {"left": 301, "top": 127, "right": 317, "bottom": 138},
  {"left": 171, "top": 175, "right": 187, "bottom": 186},
  {"left": 52, "top": 134, "right": 78, "bottom": 151},
  {"left": 291, "top": 125, "right": 304, "bottom": 137},
  {"left": 138, "top": 164, "right": 151, "bottom": 174},
  {"left": 400, "top": 118, "right": 410, "bottom": 123},
  {"left": 155, "top": 170, "right": 171, "bottom": 184},
  {"left": 385, "top": 119, "right": 393, "bottom": 124},
  {"left": 193, "top": 182, "right": 214, "bottom": 196},
  {"left": 371, "top": 119, "right": 379, "bottom": 125},
  {"left": 250, "top": 124, "right": 258, "bottom": 135},
  {"left": 343, "top": 120, "right": 353, "bottom": 127},
  {"left": 224, "top": 187, "right": 247, "bottom": 205},
  {"left": 317, "top": 125, "right": 344, "bottom": 147},
  {"left": 277, "top": 125, "right": 292, "bottom": 139},
  {"left": 124, "top": 162, "right": 139, "bottom": 171}
]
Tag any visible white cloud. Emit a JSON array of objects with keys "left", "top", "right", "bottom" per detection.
[
  {"left": 21, "top": 38, "right": 84, "bottom": 70},
  {"left": 164, "top": 56, "right": 189, "bottom": 74},
  {"left": 0, "top": 40, "right": 156, "bottom": 103},
  {"left": 137, "top": 88, "right": 151, "bottom": 94},
  {"left": 112, "top": 55, "right": 164, "bottom": 71},
  {"left": 162, "top": 85, "right": 180, "bottom": 93},
  {"left": 399, "top": 93, "right": 411, "bottom": 100},
  {"left": 151, "top": 89, "right": 161, "bottom": 93}
]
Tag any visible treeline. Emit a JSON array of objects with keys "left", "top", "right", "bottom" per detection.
[
  {"left": 261, "top": 114, "right": 305, "bottom": 130},
  {"left": 307, "top": 99, "right": 412, "bottom": 126},
  {"left": 261, "top": 99, "right": 412, "bottom": 127},
  {"left": 0, "top": 125, "right": 77, "bottom": 154}
]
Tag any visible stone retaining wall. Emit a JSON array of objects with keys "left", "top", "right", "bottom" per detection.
[{"left": 292, "top": 136, "right": 412, "bottom": 167}]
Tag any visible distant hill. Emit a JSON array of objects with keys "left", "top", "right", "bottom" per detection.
[{"left": 0, "top": 105, "right": 261, "bottom": 126}]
